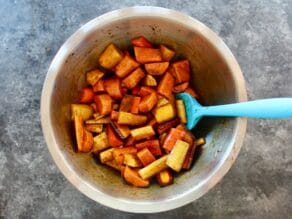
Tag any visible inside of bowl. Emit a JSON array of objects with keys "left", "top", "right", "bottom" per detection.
[{"left": 50, "top": 16, "right": 238, "bottom": 203}]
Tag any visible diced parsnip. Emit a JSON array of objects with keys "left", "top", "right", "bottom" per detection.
[
  {"left": 115, "top": 54, "right": 140, "bottom": 78},
  {"left": 156, "top": 169, "right": 173, "bottom": 186},
  {"left": 130, "top": 125, "right": 155, "bottom": 141},
  {"left": 172, "top": 60, "right": 190, "bottom": 84},
  {"left": 98, "top": 43, "right": 123, "bottom": 69},
  {"left": 173, "top": 82, "right": 189, "bottom": 93},
  {"left": 79, "top": 87, "right": 95, "bottom": 103},
  {"left": 99, "top": 148, "right": 114, "bottom": 163},
  {"left": 159, "top": 45, "right": 175, "bottom": 61},
  {"left": 144, "top": 62, "right": 169, "bottom": 75},
  {"left": 94, "top": 94, "right": 112, "bottom": 115},
  {"left": 143, "top": 74, "right": 157, "bottom": 86},
  {"left": 105, "top": 159, "right": 121, "bottom": 171},
  {"left": 86, "top": 69, "right": 104, "bottom": 86},
  {"left": 166, "top": 140, "right": 190, "bottom": 172},
  {"left": 185, "top": 87, "right": 199, "bottom": 99},
  {"left": 119, "top": 95, "right": 134, "bottom": 112},
  {"left": 156, "top": 118, "right": 180, "bottom": 134},
  {"left": 71, "top": 104, "right": 93, "bottom": 121},
  {"left": 122, "top": 67, "right": 145, "bottom": 89},
  {"left": 153, "top": 103, "right": 176, "bottom": 123},
  {"left": 117, "top": 112, "right": 147, "bottom": 126},
  {"left": 139, "top": 86, "right": 156, "bottom": 96},
  {"left": 137, "top": 148, "right": 156, "bottom": 166},
  {"left": 156, "top": 97, "right": 169, "bottom": 108},
  {"left": 134, "top": 47, "right": 162, "bottom": 63},
  {"left": 123, "top": 153, "right": 142, "bottom": 168},
  {"left": 139, "top": 92, "right": 158, "bottom": 113},
  {"left": 123, "top": 166, "right": 150, "bottom": 187},
  {"left": 111, "top": 122, "right": 130, "bottom": 139},
  {"left": 85, "top": 117, "right": 111, "bottom": 124},
  {"left": 110, "top": 110, "right": 119, "bottom": 121},
  {"left": 107, "top": 125, "right": 123, "bottom": 147},
  {"left": 163, "top": 128, "right": 186, "bottom": 152},
  {"left": 157, "top": 72, "right": 175, "bottom": 99},
  {"left": 85, "top": 124, "right": 103, "bottom": 133},
  {"left": 135, "top": 139, "right": 162, "bottom": 156},
  {"left": 113, "top": 147, "right": 137, "bottom": 165},
  {"left": 104, "top": 78, "right": 123, "bottom": 99},
  {"left": 176, "top": 100, "right": 187, "bottom": 123},
  {"left": 93, "top": 79, "right": 105, "bottom": 92},
  {"left": 130, "top": 96, "right": 141, "bottom": 114},
  {"left": 93, "top": 113, "right": 105, "bottom": 120},
  {"left": 131, "top": 36, "right": 153, "bottom": 48},
  {"left": 92, "top": 132, "right": 109, "bottom": 153},
  {"left": 138, "top": 155, "right": 168, "bottom": 179}
]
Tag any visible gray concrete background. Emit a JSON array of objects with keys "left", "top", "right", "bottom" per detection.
[{"left": 0, "top": 0, "right": 291, "bottom": 218}]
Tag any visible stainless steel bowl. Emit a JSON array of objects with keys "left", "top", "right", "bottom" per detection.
[{"left": 41, "top": 6, "right": 247, "bottom": 213}]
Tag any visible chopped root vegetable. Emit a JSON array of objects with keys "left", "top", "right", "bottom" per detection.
[
  {"left": 130, "top": 96, "right": 141, "bottom": 114},
  {"left": 79, "top": 87, "right": 95, "bottom": 103},
  {"left": 93, "top": 79, "right": 105, "bottom": 92},
  {"left": 185, "top": 87, "right": 199, "bottom": 99},
  {"left": 105, "top": 159, "right": 121, "bottom": 171},
  {"left": 143, "top": 74, "right": 157, "bottom": 86},
  {"left": 153, "top": 103, "right": 176, "bottom": 124},
  {"left": 71, "top": 104, "right": 93, "bottom": 121},
  {"left": 86, "top": 69, "right": 104, "bottom": 86},
  {"left": 134, "top": 47, "right": 162, "bottom": 63},
  {"left": 85, "top": 124, "right": 103, "bottom": 133},
  {"left": 110, "top": 110, "right": 119, "bottom": 121},
  {"left": 162, "top": 128, "right": 186, "bottom": 152},
  {"left": 166, "top": 140, "right": 190, "bottom": 172},
  {"left": 92, "top": 132, "right": 109, "bottom": 153},
  {"left": 99, "top": 148, "right": 114, "bottom": 163},
  {"left": 131, "top": 36, "right": 153, "bottom": 48},
  {"left": 99, "top": 43, "right": 123, "bottom": 69},
  {"left": 176, "top": 100, "right": 187, "bottom": 123},
  {"left": 115, "top": 54, "right": 140, "bottom": 78},
  {"left": 137, "top": 148, "right": 156, "bottom": 166},
  {"left": 182, "top": 142, "right": 197, "bottom": 170},
  {"left": 123, "top": 153, "right": 142, "bottom": 168},
  {"left": 156, "top": 97, "right": 169, "bottom": 108},
  {"left": 110, "top": 122, "right": 130, "bottom": 139},
  {"left": 104, "top": 78, "right": 123, "bottom": 99},
  {"left": 117, "top": 112, "right": 147, "bottom": 126},
  {"left": 136, "top": 139, "right": 162, "bottom": 156},
  {"left": 156, "top": 118, "right": 180, "bottom": 135},
  {"left": 119, "top": 95, "right": 134, "bottom": 112},
  {"left": 85, "top": 117, "right": 111, "bottom": 125},
  {"left": 107, "top": 124, "right": 123, "bottom": 147},
  {"left": 144, "top": 62, "right": 169, "bottom": 75},
  {"left": 130, "top": 125, "right": 155, "bottom": 141},
  {"left": 195, "top": 138, "right": 206, "bottom": 146},
  {"left": 157, "top": 72, "right": 175, "bottom": 99},
  {"left": 138, "top": 155, "right": 168, "bottom": 179},
  {"left": 156, "top": 169, "right": 173, "bottom": 186},
  {"left": 139, "top": 86, "right": 156, "bottom": 96},
  {"left": 122, "top": 67, "right": 145, "bottom": 89},
  {"left": 173, "top": 82, "right": 189, "bottom": 93},
  {"left": 172, "top": 60, "right": 190, "bottom": 84},
  {"left": 124, "top": 166, "right": 150, "bottom": 187},
  {"left": 113, "top": 147, "right": 137, "bottom": 165},
  {"left": 160, "top": 45, "right": 175, "bottom": 61},
  {"left": 139, "top": 92, "right": 158, "bottom": 113},
  {"left": 94, "top": 94, "right": 112, "bottom": 115}
]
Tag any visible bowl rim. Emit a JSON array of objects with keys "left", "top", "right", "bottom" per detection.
[{"left": 41, "top": 6, "right": 247, "bottom": 213}]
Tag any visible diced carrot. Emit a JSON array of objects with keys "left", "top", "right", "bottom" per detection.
[
  {"left": 176, "top": 124, "right": 194, "bottom": 145},
  {"left": 137, "top": 148, "right": 156, "bottom": 166},
  {"left": 185, "top": 87, "right": 199, "bottom": 99},
  {"left": 110, "top": 110, "right": 119, "bottom": 121},
  {"left": 172, "top": 60, "right": 190, "bottom": 83},
  {"left": 94, "top": 94, "right": 112, "bottom": 115},
  {"left": 134, "top": 47, "right": 162, "bottom": 64},
  {"left": 159, "top": 45, "right": 175, "bottom": 61},
  {"left": 122, "top": 67, "right": 145, "bottom": 89},
  {"left": 79, "top": 87, "right": 95, "bottom": 103},
  {"left": 132, "top": 86, "right": 140, "bottom": 95},
  {"left": 139, "top": 92, "right": 158, "bottom": 113},
  {"left": 139, "top": 86, "right": 156, "bottom": 97},
  {"left": 182, "top": 142, "right": 197, "bottom": 170},
  {"left": 157, "top": 72, "right": 175, "bottom": 99},
  {"left": 162, "top": 128, "right": 186, "bottom": 152},
  {"left": 113, "top": 146, "right": 137, "bottom": 165},
  {"left": 136, "top": 140, "right": 162, "bottom": 156},
  {"left": 105, "top": 159, "right": 121, "bottom": 171},
  {"left": 115, "top": 54, "right": 140, "bottom": 78},
  {"left": 123, "top": 166, "right": 150, "bottom": 187},
  {"left": 145, "top": 62, "right": 169, "bottom": 75},
  {"left": 93, "top": 79, "right": 105, "bottom": 92},
  {"left": 119, "top": 95, "right": 134, "bottom": 112},
  {"left": 156, "top": 118, "right": 180, "bottom": 135},
  {"left": 111, "top": 122, "right": 130, "bottom": 139},
  {"left": 156, "top": 169, "right": 173, "bottom": 186},
  {"left": 104, "top": 78, "right": 123, "bottom": 99},
  {"left": 131, "top": 36, "right": 153, "bottom": 48},
  {"left": 130, "top": 96, "right": 141, "bottom": 114},
  {"left": 107, "top": 124, "right": 123, "bottom": 147},
  {"left": 173, "top": 82, "right": 189, "bottom": 93}
]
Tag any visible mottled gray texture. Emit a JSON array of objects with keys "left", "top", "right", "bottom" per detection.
[{"left": 0, "top": 0, "right": 291, "bottom": 218}]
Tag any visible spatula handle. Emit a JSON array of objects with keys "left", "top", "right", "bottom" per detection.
[{"left": 203, "top": 98, "right": 292, "bottom": 118}]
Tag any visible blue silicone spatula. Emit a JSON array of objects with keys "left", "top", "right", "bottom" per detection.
[{"left": 176, "top": 93, "right": 292, "bottom": 130}]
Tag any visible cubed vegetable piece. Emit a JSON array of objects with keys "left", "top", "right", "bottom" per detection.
[
  {"left": 143, "top": 74, "right": 157, "bottom": 86},
  {"left": 107, "top": 125, "right": 123, "bottom": 147},
  {"left": 79, "top": 87, "right": 95, "bottom": 103},
  {"left": 113, "top": 147, "right": 137, "bottom": 165},
  {"left": 110, "top": 110, "right": 119, "bottom": 121},
  {"left": 182, "top": 142, "right": 197, "bottom": 170},
  {"left": 131, "top": 36, "right": 153, "bottom": 48},
  {"left": 138, "top": 155, "right": 168, "bottom": 179},
  {"left": 93, "top": 79, "right": 105, "bottom": 92},
  {"left": 103, "top": 78, "right": 123, "bottom": 99},
  {"left": 94, "top": 94, "right": 112, "bottom": 115},
  {"left": 110, "top": 122, "right": 130, "bottom": 139},
  {"left": 93, "top": 113, "right": 105, "bottom": 120},
  {"left": 160, "top": 45, "right": 175, "bottom": 61},
  {"left": 124, "top": 166, "right": 150, "bottom": 187},
  {"left": 156, "top": 118, "right": 180, "bottom": 135},
  {"left": 86, "top": 69, "right": 104, "bottom": 86},
  {"left": 137, "top": 148, "right": 156, "bottom": 166},
  {"left": 156, "top": 169, "right": 173, "bottom": 186},
  {"left": 92, "top": 132, "right": 109, "bottom": 153},
  {"left": 122, "top": 67, "right": 145, "bottom": 89},
  {"left": 185, "top": 87, "right": 199, "bottom": 99},
  {"left": 176, "top": 124, "right": 194, "bottom": 145},
  {"left": 130, "top": 125, "right": 155, "bottom": 141},
  {"left": 153, "top": 103, "right": 176, "bottom": 124},
  {"left": 163, "top": 128, "right": 186, "bottom": 152},
  {"left": 71, "top": 104, "right": 93, "bottom": 121},
  {"left": 166, "top": 140, "right": 190, "bottom": 172},
  {"left": 157, "top": 72, "right": 175, "bottom": 99},
  {"left": 139, "top": 86, "right": 156, "bottom": 97},
  {"left": 139, "top": 92, "right": 158, "bottom": 113},
  {"left": 99, "top": 43, "right": 123, "bottom": 69},
  {"left": 156, "top": 97, "right": 169, "bottom": 108},
  {"left": 173, "top": 82, "right": 189, "bottom": 93},
  {"left": 117, "top": 112, "right": 147, "bottom": 126},
  {"left": 115, "top": 54, "right": 140, "bottom": 78},
  {"left": 176, "top": 100, "right": 187, "bottom": 123},
  {"left": 99, "top": 148, "right": 114, "bottom": 163},
  {"left": 172, "top": 60, "right": 190, "bottom": 84},
  {"left": 85, "top": 117, "right": 111, "bottom": 125},
  {"left": 123, "top": 153, "right": 142, "bottom": 168},
  {"left": 130, "top": 96, "right": 141, "bottom": 114},
  {"left": 134, "top": 47, "right": 162, "bottom": 63},
  {"left": 135, "top": 139, "right": 162, "bottom": 156},
  {"left": 144, "top": 62, "right": 169, "bottom": 75},
  {"left": 119, "top": 95, "right": 134, "bottom": 112},
  {"left": 105, "top": 159, "right": 121, "bottom": 171},
  {"left": 85, "top": 124, "right": 103, "bottom": 133},
  {"left": 74, "top": 115, "right": 93, "bottom": 152}
]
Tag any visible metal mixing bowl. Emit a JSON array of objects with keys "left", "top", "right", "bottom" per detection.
[{"left": 41, "top": 6, "right": 247, "bottom": 213}]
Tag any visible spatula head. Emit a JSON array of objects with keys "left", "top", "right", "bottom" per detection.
[{"left": 176, "top": 92, "right": 203, "bottom": 130}]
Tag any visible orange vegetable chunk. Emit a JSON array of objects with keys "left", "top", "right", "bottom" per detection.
[
  {"left": 104, "top": 78, "right": 123, "bottom": 99},
  {"left": 122, "top": 67, "right": 145, "bottom": 89},
  {"left": 185, "top": 87, "right": 199, "bottom": 99},
  {"left": 145, "top": 62, "right": 169, "bottom": 75},
  {"left": 119, "top": 95, "right": 134, "bottom": 112},
  {"left": 93, "top": 79, "right": 105, "bottom": 92},
  {"left": 139, "top": 92, "right": 158, "bottom": 113},
  {"left": 173, "top": 82, "right": 189, "bottom": 93},
  {"left": 115, "top": 54, "right": 140, "bottom": 78},
  {"left": 123, "top": 166, "right": 150, "bottom": 187},
  {"left": 156, "top": 169, "right": 173, "bottom": 186},
  {"left": 107, "top": 124, "right": 123, "bottom": 147},
  {"left": 139, "top": 86, "right": 156, "bottom": 97},
  {"left": 113, "top": 147, "right": 137, "bottom": 165},
  {"left": 94, "top": 94, "right": 112, "bottom": 115},
  {"left": 160, "top": 45, "right": 175, "bottom": 61},
  {"left": 131, "top": 36, "right": 153, "bottom": 48},
  {"left": 137, "top": 148, "right": 156, "bottom": 166},
  {"left": 134, "top": 47, "right": 162, "bottom": 63},
  {"left": 79, "top": 87, "right": 94, "bottom": 103},
  {"left": 162, "top": 128, "right": 186, "bottom": 152},
  {"left": 110, "top": 110, "right": 119, "bottom": 121},
  {"left": 130, "top": 96, "right": 141, "bottom": 114},
  {"left": 157, "top": 72, "right": 175, "bottom": 99},
  {"left": 136, "top": 139, "right": 162, "bottom": 156},
  {"left": 172, "top": 60, "right": 190, "bottom": 84}
]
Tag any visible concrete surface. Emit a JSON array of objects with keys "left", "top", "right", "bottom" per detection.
[{"left": 0, "top": 0, "right": 291, "bottom": 218}]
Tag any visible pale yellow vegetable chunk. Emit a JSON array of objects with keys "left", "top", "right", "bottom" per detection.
[
  {"left": 99, "top": 148, "right": 114, "bottom": 163},
  {"left": 138, "top": 155, "right": 168, "bottom": 179},
  {"left": 130, "top": 125, "right": 155, "bottom": 140},
  {"left": 93, "top": 132, "right": 109, "bottom": 153},
  {"left": 123, "top": 153, "right": 142, "bottom": 168},
  {"left": 98, "top": 43, "right": 123, "bottom": 69},
  {"left": 153, "top": 103, "right": 175, "bottom": 123},
  {"left": 176, "top": 100, "right": 187, "bottom": 123},
  {"left": 71, "top": 104, "right": 93, "bottom": 121},
  {"left": 166, "top": 140, "right": 190, "bottom": 172},
  {"left": 86, "top": 69, "right": 104, "bottom": 86}
]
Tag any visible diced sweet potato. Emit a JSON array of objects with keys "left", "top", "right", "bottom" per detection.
[
  {"left": 176, "top": 100, "right": 187, "bottom": 123},
  {"left": 156, "top": 169, "right": 173, "bottom": 186},
  {"left": 135, "top": 139, "right": 162, "bottom": 156},
  {"left": 130, "top": 96, "right": 141, "bottom": 114},
  {"left": 166, "top": 140, "right": 190, "bottom": 172},
  {"left": 122, "top": 67, "right": 145, "bottom": 89},
  {"left": 156, "top": 118, "right": 180, "bottom": 135},
  {"left": 94, "top": 94, "right": 112, "bottom": 115},
  {"left": 139, "top": 86, "right": 156, "bottom": 97},
  {"left": 185, "top": 87, "right": 199, "bottom": 99},
  {"left": 113, "top": 147, "right": 137, "bottom": 165},
  {"left": 92, "top": 132, "right": 109, "bottom": 152},
  {"left": 117, "top": 112, "right": 147, "bottom": 126},
  {"left": 163, "top": 128, "right": 186, "bottom": 152},
  {"left": 157, "top": 72, "right": 175, "bottom": 99},
  {"left": 99, "top": 43, "right": 123, "bottom": 69},
  {"left": 137, "top": 148, "right": 156, "bottom": 166},
  {"left": 124, "top": 166, "right": 150, "bottom": 187},
  {"left": 110, "top": 122, "right": 130, "bottom": 139},
  {"left": 74, "top": 115, "right": 94, "bottom": 153},
  {"left": 153, "top": 103, "right": 176, "bottom": 124},
  {"left": 119, "top": 95, "right": 134, "bottom": 112},
  {"left": 71, "top": 104, "right": 93, "bottom": 121},
  {"left": 85, "top": 124, "right": 103, "bottom": 133},
  {"left": 172, "top": 60, "right": 190, "bottom": 84},
  {"left": 110, "top": 110, "right": 119, "bottom": 121},
  {"left": 107, "top": 124, "right": 123, "bottom": 147},
  {"left": 139, "top": 92, "right": 158, "bottom": 113},
  {"left": 79, "top": 87, "right": 95, "bottom": 103},
  {"left": 104, "top": 78, "right": 123, "bottom": 99},
  {"left": 86, "top": 69, "right": 104, "bottom": 86},
  {"left": 173, "top": 82, "right": 189, "bottom": 93},
  {"left": 82, "top": 129, "right": 94, "bottom": 153},
  {"left": 130, "top": 125, "right": 155, "bottom": 141},
  {"left": 93, "top": 79, "right": 105, "bottom": 92},
  {"left": 115, "top": 54, "right": 140, "bottom": 78},
  {"left": 160, "top": 45, "right": 175, "bottom": 61},
  {"left": 123, "top": 153, "right": 142, "bottom": 168},
  {"left": 134, "top": 47, "right": 162, "bottom": 64},
  {"left": 143, "top": 74, "right": 157, "bottom": 86},
  {"left": 131, "top": 36, "right": 153, "bottom": 48},
  {"left": 144, "top": 62, "right": 169, "bottom": 75},
  {"left": 138, "top": 155, "right": 168, "bottom": 179}
]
